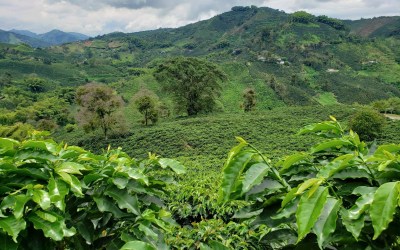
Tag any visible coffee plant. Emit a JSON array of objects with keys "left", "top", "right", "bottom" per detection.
[
  {"left": 219, "top": 116, "right": 400, "bottom": 249},
  {"left": 0, "top": 131, "right": 185, "bottom": 249}
]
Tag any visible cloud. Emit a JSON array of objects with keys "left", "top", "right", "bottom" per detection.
[{"left": 0, "top": 0, "right": 398, "bottom": 36}]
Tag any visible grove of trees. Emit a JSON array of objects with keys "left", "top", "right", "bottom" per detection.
[{"left": 154, "top": 57, "right": 226, "bottom": 116}]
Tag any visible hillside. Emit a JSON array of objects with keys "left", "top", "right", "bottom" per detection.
[
  {"left": 1, "top": 6, "right": 400, "bottom": 117},
  {"left": 346, "top": 16, "right": 400, "bottom": 38}
]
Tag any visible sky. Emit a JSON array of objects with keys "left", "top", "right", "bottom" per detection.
[{"left": 0, "top": 0, "right": 399, "bottom": 36}]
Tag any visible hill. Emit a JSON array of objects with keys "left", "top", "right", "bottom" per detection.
[
  {"left": 0, "top": 6, "right": 400, "bottom": 119},
  {"left": 346, "top": 16, "right": 400, "bottom": 38},
  {"left": 1, "top": 29, "right": 89, "bottom": 47}
]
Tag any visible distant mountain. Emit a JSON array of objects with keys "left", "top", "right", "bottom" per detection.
[
  {"left": 0, "top": 29, "right": 51, "bottom": 47},
  {"left": 2, "top": 29, "right": 89, "bottom": 47}
]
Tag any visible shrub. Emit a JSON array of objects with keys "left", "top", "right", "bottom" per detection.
[{"left": 349, "top": 109, "right": 386, "bottom": 141}]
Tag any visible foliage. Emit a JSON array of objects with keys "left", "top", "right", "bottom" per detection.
[
  {"left": 349, "top": 108, "right": 386, "bottom": 141},
  {"left": 316, "top": 15, "right": 347, "bottom": 30},
  {"left": 132, "top": 88, "right": 159, "bottom": 126},
  {"left": 0, "top": 123, "right": 34, "bottom": 141},
  {"left": 219, "top": 116, "right": 400, "bottom": 249},
  {"left": 242, "top": 88, "right": 257, "bottom": 112},
  {"left": 0, "top": 134, "right": 185, "bottom": 249},
  {"left": 76, "top": 83, "right": 125, "bottom": 139},
  {"left": 371, "top": 97, "right": 400, "bottom": 114},
  {"left": 290, "top": 11, "right": 315, "bottom": 24},
  {"left": 24, "top": 76, "right": 47, "bottom": 93},
  {"left": 154, "top": 57, "right": 226, "bottom": 116}
]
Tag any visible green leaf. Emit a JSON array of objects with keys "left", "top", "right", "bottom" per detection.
[
  {"left": 13, "top": 195, "right": 31, "bottom": 219},
  {"left": 0, "top": 216, "right": 26, "bottom": 242},
  {"left": 112, "top": 177, "right": 129, "bottom": 189},
  {"left": 120, "top": 241, "right": 156, "bottom": 250},
  {"left": 296, "top": 186, "right": 328, "bottom": 242},
  {"left": 138, "top": 223, "right": 158, "bottom": 239},
  {"left": 158, "top": 158, "right": 186, "bottom": 174},
  {"left": 32, "top": 190, "right": 51, "bottom": 210},
  {"left": 219, "top": 150, "right": 254, "bottom": 203},
  {"left": 370, "top": 181, "right": 399, "bottom": 239},
  {"left": 28, "top": 211, "right": 76, "bottom": 241},
  {"left": 242, "top": 163, "right": 269, "bottom": 194},
  {"left": 317, "top": 154, "right": 354, "bottom": 179},
  {"left": 311, "top": 139, "right": 353, "bottom": 153},
  {"left": 93, "top": 196, "right": 127, "bottom": 218},
  {"left": 105, "top": 187, "right": 140, "bottom": 215},
  {"left": 207, "top": 240, "right": 230, "bottom": 250},
  {"left": 0, "top": 233, "right": 18, "bottom": 250},
  {"left": 57, "top": 172, "right": 83, "bottom": 197},
  {"left": 298, "top": 121, "right": 343, "bottom": 136},
  {"left": 313, "top": 197, "right": 341, "bottom": 249},
  {"left": 278, "top": 153, "right": 310, "bottom": 174},
  {"left": 48, "top": 177, "right": 69, "bottom": 211},
  {"left": 127, "top": 169, "right": 149, "bottom": 186},
  {"left": 347, "top": 187, "right": 376, "bottom": 220},
  {"left": 296, "top": 178, "right": 322, "bottom": 195},
  {"left": 341, "top": 208, "right": 366, "bottom": 240},
  {"left": 282, "top": 186, "right": 299, "bottom": 208},
  {"left": 0, "top": 138, "right": 18, "bottom": 154},
  {"left": 55, "top": 162, "right": 87, "bottom": 175}
]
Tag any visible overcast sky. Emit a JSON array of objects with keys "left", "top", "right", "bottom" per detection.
[{"left": 0, "top": 0, "right": 399, "bottom": 36}]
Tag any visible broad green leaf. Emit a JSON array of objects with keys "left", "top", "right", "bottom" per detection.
[
  {"left": 48, "top": 177, "right": 69, "bottom": 211},
  {"left": 298, "top": 121, "right": 342, "bottom": 136},
  {"left": 317, "top": 154, "right": 354, "bottom": 179},
  {"left": 311, "top": 139, "right": 353, "bottom": 153},
  {"left": 141, "top": 209, "right": 170, "bottom": 232},
  {"left": 313, "top": 197, "right": 341, "bottom": 249},
  {"left": 127, "top": 169, "right": 149, "bottom": 186},
  {"left": 296, "top": 178, "right": 322, "bottom": 195},
  {"left": 341, "top": 208, "right": 365, "bottom": 240},
  {"left": 57, "top": 172, "right": 83, "bottom": 197},
  {"left": 21, "top": 141, "right": 49, "bottom": 151},
  {"left": 278, "top": 153, "right": 310, "bottom": 174},
  {"left": 0, "top": 216, "right": 26, "bottom": 242},
  {"left": 55, "top": 162, "right": 87, "bottom": 175},
  {"left": 219, "top": 150, "right": 254, "bottom": 203},
  {"left": 138, "top": 223, "right": 158, "bottom": 239},
  {"left": 105, "top": 187, "right": 140, "bottom": 215},
  {"left": 347, "top": 187, "right": 376, "bottom": 220},
  {"left": 370, "top": 181, "right": 399, "bottom": 239},
  {"left": 0, "top": 138, "right": 18, "bottom": 154},
  {"left": 28, "top": 211, "right": 76, "bottom": 241},
  {"left": 296, "top": 186, "right": 328, "bottom": 242},
  {"left": 331, "top": 168, "right": 371, "bottom": 180},
  {"left": 120, "top": 241, "right": 156, "bottom": 250},
  {"left": 282, "top": 186, "right": 299, "bottom": 208},
  {"left": 242, "top": 163, "right": 269, "bottom": 194},
  {"left": 207, "top": 240, "right": 230, "bottom": 250},
  {"left": 93, "top": 196, "right": 127, "bottom": 218},
  {"left": 13, "top": 195, "right": 31, "bottom": 219},
  {"left": 32, "top": 190, "right": 51, "bottom": 210},
  {"left": 158, "top": 158, "right": 186, "bottom": 174},
  {"left": 112, "top": 177, "right": 129, "bottom": 189},
  {"left": 76, "top": 221, "right": 94, "bottom": 244}
]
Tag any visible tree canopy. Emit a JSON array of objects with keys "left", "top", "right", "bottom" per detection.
[
  {"left": 154, "top": 57, "right": 226, "bottom": 116},
  {"left": 76, "top": 83, "right": 125, "bottom": 139}
]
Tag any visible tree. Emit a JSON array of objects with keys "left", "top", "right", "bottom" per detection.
[
  {"left": 132, "top": 88, "right": 159, "bottom": 126},
  {"left": 349, "top": 108, "right": 386, "bottom": 141},
  {"left": 24, "top": 76, "right": 47, "bottom": 93},
  {"left": 76, "top": 83, "right": 125, "bottom": 139},
  {"left": 154, "top": 57, "right": 226, "bottom": 116},
  {"left": 290, "top": 11, "right": 315, "bottom": 24},
  {"left": 242, "top": 88, "right": 256, "bottom": 112}
]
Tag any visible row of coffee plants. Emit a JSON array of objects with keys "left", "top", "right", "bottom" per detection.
[
  {"left": 0, "top": 131, "right": 185, "bottom": 249},
  {"left": 219, "top": 116, "right": 400, "bottom": 249}
]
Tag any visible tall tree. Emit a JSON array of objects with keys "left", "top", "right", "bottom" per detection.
[
  {"left": 76, "top": 83, "right": 124, "bottom": 139},
  {"left": 242, "top": 88, "right": 256, "bottom": 112},
  {"left": 154, "top": 57, "right": 226, "bottom": 116},
  {"left": 132, "top": 88, "right": 159, "bottom": 126}
]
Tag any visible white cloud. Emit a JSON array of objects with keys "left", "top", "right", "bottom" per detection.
[{"left": 0, "top": 0, "right": 398, "bottom": 36}]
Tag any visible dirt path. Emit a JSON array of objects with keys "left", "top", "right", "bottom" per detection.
[{"left": 384, "top": 114, "right": 400, "bottom": 120}]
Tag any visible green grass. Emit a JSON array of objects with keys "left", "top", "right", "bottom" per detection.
[{"left": 316, "top": 92, "right": 338, "bottom": 105}]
